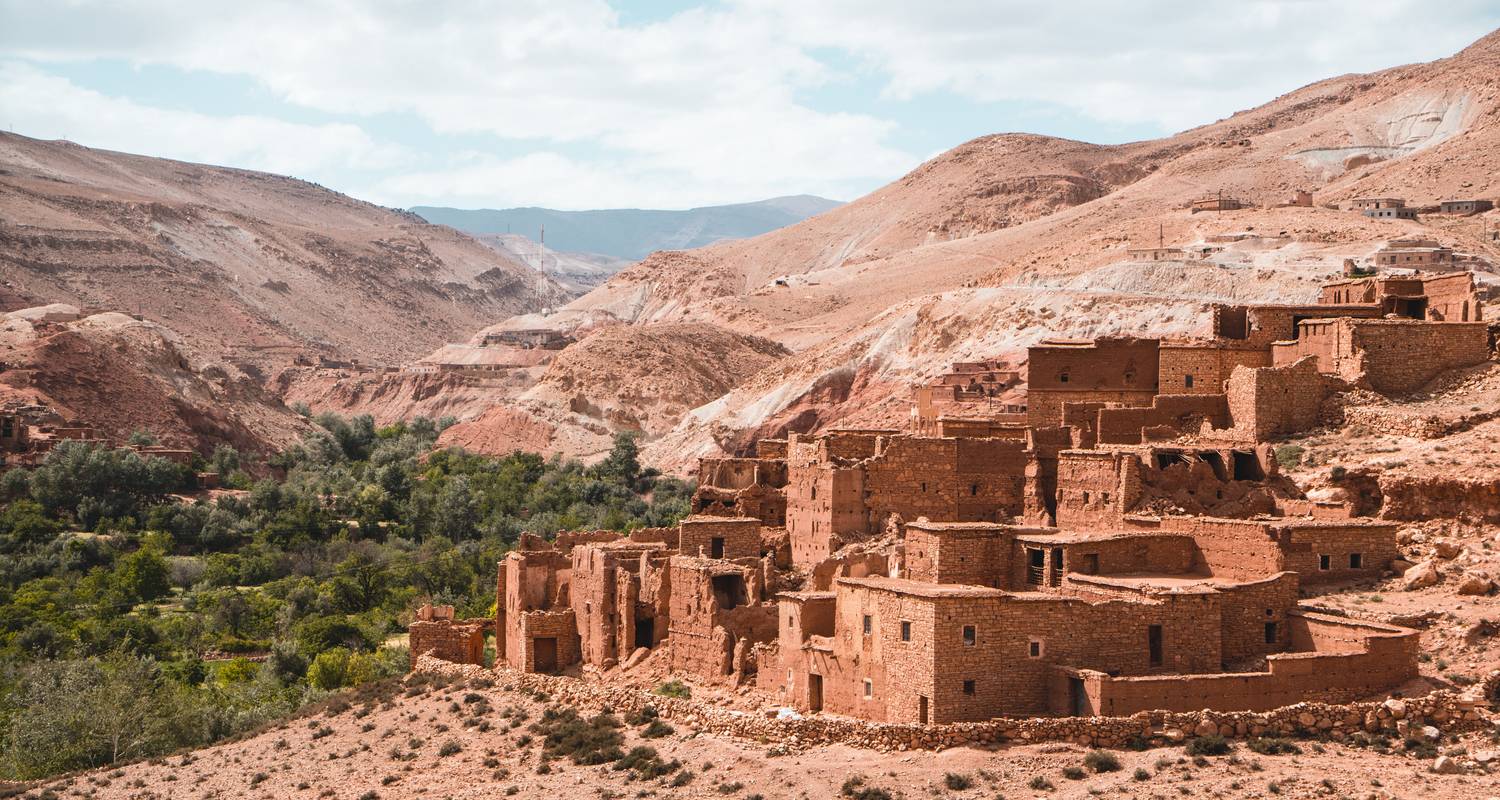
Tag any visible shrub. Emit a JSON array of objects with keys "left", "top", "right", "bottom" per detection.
[
  {"left": 1184, "top": 734, "right": 1230, "bottom": 756},
  {"left": 641, "top": 719, "right": 674, "bottom": 739},
  {"left": 528, "top": 707, "right": 624, "bottom": 765},
  {"left": 1083, "top": 750, "right": 1122, "bottom": 773},
  {"left": 944, "top": 772, "right": 972, "bottom": 790},
  {"left": 717, "top": 782, "right": 744, "bottom": 794},
  {"left": 438, "top": 740, "right": 461, "bottom": 757},
  {"left": 1133, "top": 767, "right": 1150, "bottom": 781},
  {"left": 1028, "top": 775, "right": 1054, "bottom": 791},
  {"left": 654, "top": 679, "right": 691, "bottom": 699},
  {"left": 839, "top": 775, "right": 892, "bottom": 800},
  {"left": 1061, "top": 766, "right": 1086, "bottom": 780},
  {"left": 669, "top": 770, "right": 695, "bottom": 787},
  {"left": 613, "top": 746, "right": 680, "bottom": 779},
  {"left": 1274, "top": 444, "right": 1305, "bottom": 470},
  {"left": 1246, "top": 737, "right": 1301, "bottom": 756}
]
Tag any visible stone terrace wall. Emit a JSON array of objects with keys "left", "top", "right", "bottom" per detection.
[{"left": 414, "top": 657, "right": 1496, "bottom": 753}]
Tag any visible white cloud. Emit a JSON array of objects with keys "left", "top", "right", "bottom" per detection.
[
  {"left": 0, "top": 0, "right": 914, "bottom": 208},
  {"left": 0, "top": 61, "right": 405, "bottom": 176},
  {"left": 746, "top": 0, "right": 1498, "bottom": 131},
  {"left": 0, "top": 1, "right": 1494, "bottom": 208}
]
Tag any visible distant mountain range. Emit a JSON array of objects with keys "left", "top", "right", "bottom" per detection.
[{"left": 411, "top": 194, "right": 842, "bottom": 261}]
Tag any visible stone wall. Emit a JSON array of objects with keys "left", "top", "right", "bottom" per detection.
[
  {"left": 1095, "top": 394, "right": 1230, "bottom": 444},
  {"left": 1273, "top": 319, "right": 1490, "bottom": 396},
  {"left": 417, "top": 654, "right": 1497, "bottom": 754},
  {"left": 408, "top": 608, "right": 488, "bottom": 668},
  {"left": 1224, "top": 356, "right": 1333, "bottom": 440},
  {"left": 1158, "top": 344, "right": 1269, "bottom": 395},
  {"left": 679, "top": 516, "right": 762, "bottom": 560}
]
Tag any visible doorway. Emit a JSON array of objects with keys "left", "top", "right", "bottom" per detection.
[
  {"left": 710, "top": 536, "right": 725, "bottom": 559},
  {"left": 918, "top": 695, "right": 929, "bottom": 724},
  {"left": 533, "top": 637, "right": 558, "bottom": 673},
  {"left": 807, "top": 674, "right": 823, "bottom": 712},
  {"left": 1069, "top": 677, "right": 1088, "bottom": 716},
  {"left": 634, "top": 618, "right": 655, "bottom": 649},
  {"left": 1147, "top": 625, "right": 1163, "bottom": 668}
]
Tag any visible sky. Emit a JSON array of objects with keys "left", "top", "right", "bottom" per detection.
[{"left": 0, "top": 1, "right": 1497, "bottom": 211}]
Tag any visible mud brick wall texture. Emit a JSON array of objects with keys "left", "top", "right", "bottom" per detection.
[
  {"left": 1158, "top": 345, "right": 1271, "bottom": 395},
  {"left": 679, "top": 516, "right": 761, "bottom": 559},
  {"left": 420, "top": 653, "right": 1497, "bottom": 754},
  {"left": 1095, "top": 394, "right": 1230, "bottom": 444},
  {"left": 408, "top": 619, "right": 487, "bottom": 667}
]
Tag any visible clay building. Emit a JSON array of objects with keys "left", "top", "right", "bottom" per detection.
[
  {"left": 1272, "top": 317, "right": 1489, "bottom": 393},
  {"left": 1346, "top": 198, "right": 1406, "bottom": 211},
  {"left": 1438, "top": 199, "right": 1493, "bottom": 215},
  {"left": 1189, "top": 196, "right": 1244, "bottom": 213},
  {"left": 692, "top": 454, "right": 788, "bottom": 525},
  {"left": 912, "top": 360, "right": 1025, "bottom": 435},
  {"left": 490, "top": 517, "right": 780, "bottom": 682},
  {"left": 759, "top": 521, "right": 1413, "bottom": 722},
  {"left": 784, "top": 430, "right": 1032, "bottom": 565},
  {"left": 1364, "top": 206, "right": 1419, "bottom": 220},
  {"left": 1126, "top": 246, "right": 1188, "bottom": 261},
  {"left": 481, "top": 329, "right": 573, "bottom": 350},
  {"left": 1369, "top": 240, "right": 1456, "bottom": 269},
  {"left": 1287, "top": 190, "right": 1313, "bottom": 207},
  {"left": 1025, "top": 338, "right": 1160, "bottom": 428}
]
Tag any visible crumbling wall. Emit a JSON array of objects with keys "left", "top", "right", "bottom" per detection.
[
  {"left": 1095, "top": 394, "right": 1230, "bottom": 444},
  {"left": 408, "top": 605, "right": 488, "bottom": 667},
  {"left": 1224, "top": 357, "right": 1332, "bottom": 440}
]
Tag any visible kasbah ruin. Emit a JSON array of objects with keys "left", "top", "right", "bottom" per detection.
[{"left": 407, "top": 194, "right": 1500, "bottom": 754}]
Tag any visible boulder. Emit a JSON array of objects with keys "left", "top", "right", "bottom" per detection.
[
  {"left": 1402, "top": 560, "right": 1440, "bottom": 591},
  {"left": 1431, "top": 755, "right": 1462, "bottom": 774},
  {"left": 1457, "top": 571, "right": 1494, "bottom": 596},
  {"left": 1421, "top": 724, "right": 1441, "bottom": 741},
  {"left": 1434, "top": 539, "right": 1462, "bottom": 559}
]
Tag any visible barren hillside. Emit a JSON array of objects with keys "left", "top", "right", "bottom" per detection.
[
  {"left": 532, "top": 29, "right": 1500, "bottom": 470},
  {"left": 0, "top": 306, "right": 308, "bottom": 453},
  {"left": 0, "top": 132, "right": 568, "bottom": 372}
]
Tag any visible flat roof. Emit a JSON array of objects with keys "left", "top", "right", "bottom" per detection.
[{"left": 838, "top": 576, "right": 1004, "bottom": 599}]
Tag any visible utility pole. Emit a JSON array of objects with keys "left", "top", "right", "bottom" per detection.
[{"left": 1158, "top": 222, "right": 1164, "bottom": 249}]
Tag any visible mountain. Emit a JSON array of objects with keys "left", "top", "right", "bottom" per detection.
[
  {"left": 472, "top": 233, "right": 633, "bottom": 294},
  {"left": 538, "top": 29, "right": 1500, "bottom": 469},
  {"left": 410, "top": 194, "right": 843, "bottom": 261},
  {"left": 0, "top": 132, "right": 569, "bottom": 372}
]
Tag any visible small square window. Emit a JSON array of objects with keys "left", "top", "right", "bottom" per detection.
[
  {"left": 1184, "top": 374, "right": 1195, "bottom": 388},
  {"left": 862, "top": 615, "right": 872, "bottom": 635},
  {"left": 1028, "top": 639, "right": 1043, "bottom": 658},
  {"left": 1349, "top": 553, "right": 1363, "bottom": 569},
  {"left": 962, "top": 680, "right": 975, "bottom": 696},
  {"left": 863, "top": 679, "right": 873, "bottom": 699},
  {"left": 962, "top": 625, "right": 976, "bottom": 647},
  {"left": 900, "top": 621, "right": 912, "bottom": 642},
  {"left": 1318, "top": 554, "right": 1331, "bottom": 571}
]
